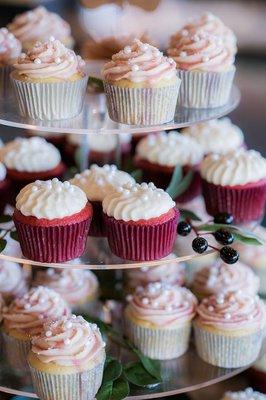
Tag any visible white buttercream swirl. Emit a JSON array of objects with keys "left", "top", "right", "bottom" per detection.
[
  {"left": 102, "top": 181, "right": 176, "bottom": 221},
  {"left": 3, "top": 137, "right": 61, "bottom": 172},
  {"left": 71, "top": 164, "right": 135, "bottom": 202},
  {"left": 0, "top": 27, "right": 21, "bottom": 65},
  {"left": 222, "top": 388, "right": 265, "bottom": 400},
  {"left": 136, "top": 131, "right": 203, "bottom": 166},
  {"left": 102, "top": 39, "right": 177, "bottom": 84},
  {"left": 67, "top": 133, "right": 118, "bottom": 152},
  {"left": 126, "top": 283, "right": 197, "bottom": 327},
  {"left": 0, "top": 162, "right": 6, "bottom": 181},
  {"left": 16, "top": 178, "right": 88, "bottom": 220},
  {"left": 182, "top": 118, "right": 244, "bottom": 155},
  {"left": 0, "top": 261, "right": 29, "bottom": 302},
  {"left": 31, "top": 315, "right": 105, "bottom": 367},
  {"left": 200, "top": 149, "right": 266, "bottom": 186}
]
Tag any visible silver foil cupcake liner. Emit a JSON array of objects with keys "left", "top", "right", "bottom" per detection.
[
  {"left": 2, "top": 331, "right": 30, "bottom": 371},
  {"left": 30, "top": 358, "right": 105, "bottom": 400},
  {"left": 176, "top": 67, "right": 235, "bottom": 109},
  {"left": 193, "top": 323, "right": 263, "bottom": 368},
  {"left": 104, "top": 80, "right": 180, "bottom": 125},
  {"left": 11, "top": 75, "right": 88, "bottom": 121},
  {"left": 125, "top": 317, "right": 191, "bottom": 360}
]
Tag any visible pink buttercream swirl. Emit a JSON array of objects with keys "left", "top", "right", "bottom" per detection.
[
  {"left": 196, "top": 292, "right": 266, "bottom": 331},
  {"left": 31, "top": 315, "right": 105, "bottom": 368},
  {"left": 127, "top": 283, "right": 197, "bottom": 327},
  {"left": 13, "top": 38, "right": 86, "bottom": 80},
  {"left": 0, "top": 27, "right": 21, "bottom": 65},
  {"left": 3, "top": 286, "right": 70, "bottom": 336},
  {"left": 102, "top": 39, "right": 177, "bottom": 84}
]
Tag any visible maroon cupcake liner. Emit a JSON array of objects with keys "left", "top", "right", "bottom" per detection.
[
  {"left": 104, "top": 208, "right": 179, "bottom": 261},
  {"left": 0, "top": 179, "right": 11, "bottom": 214},
  {"left": 89, "top": 201, "right": 106, "bottom": 237},
  {"left": 202, "top": 179, "right": 266, "bottom": 223}
]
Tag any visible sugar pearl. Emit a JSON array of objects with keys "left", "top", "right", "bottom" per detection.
[
  {"left": 141, "top": 297, "right": 149, "bottom": 305},
  {"left": 126, "top": 295, "right": 133, "bottom": 302},
  {"left": 45, "top": 331, "right": 52, "bottom": 338},
  {"left": 55, "top": 57, "right": 61, "bottom": 64},
  {"left": 64, "top": 338, "right": 71, "bottom": 345},
  {"left": 140, "top": 43, "right": 148, "bottom": 52},
  {"left": 50, "top": 36, "right": 55, "bottom": 42},
  {"left": 65, "top": 321, "right": 73, "bottom": 329},
  {"left": 225, "top": 313, "right": 231, "bottom": 320},
  {"left": 131, "top": 64, "right": 140, "bottom": 72},
  {"left": 124, "top": 46, "right": 131, "bottom": 54},
  {"left": 179, "top": 51, "right": 187, "bottom": 57},
  {"left": 34, "top": 58, "right": 42, "bottom": 64}
]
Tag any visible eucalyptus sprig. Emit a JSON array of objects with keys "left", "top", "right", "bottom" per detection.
[{"left": 166, "top": 165, "right": 194, "bottom": 199}]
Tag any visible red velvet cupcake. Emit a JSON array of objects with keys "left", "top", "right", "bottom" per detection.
[
  {"left": 0, "top": 162, "right": 10, "bottom": 214},
  {"left": 13, "top": 178, "right": 92, "bottom": 263},
  {"left": 200, "top": 149, "right": 266, "bottom": 223},
  {"left": 103, "top": 182, "right": 179, "bottom": 261}
]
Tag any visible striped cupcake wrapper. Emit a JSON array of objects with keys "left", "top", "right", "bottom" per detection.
[{"left": 2, "top": 331, "right": 30, "bottom": 371}]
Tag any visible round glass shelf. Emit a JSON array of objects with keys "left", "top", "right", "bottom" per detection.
[{"left": 0, "top": 86, "right": 240, "bottom": 135}]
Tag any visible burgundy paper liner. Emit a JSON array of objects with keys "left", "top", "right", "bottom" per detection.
[
  {"left": 104, "top": 208, "right": 179, "bottom": 261},
  {"left": 202, "top": 179, "right": 266, "bottom": 223},
  {"left": 0, "top": 179, "right": 11, "bottom": 214},
  {"left": 89, "top": 200, "right": 106, "bottom": 237},
  {"left": 14, "top": 215, "right": 91, "bottom": 263}
]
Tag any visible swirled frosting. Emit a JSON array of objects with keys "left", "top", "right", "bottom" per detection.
[
  {"left": 222, "top": 388, "right": 265, "bottom": 400},
  {"left": 239, "top": 226, "right": 266, "bottom": 269},
  {"left": 136, "top": 131, "right": 203, "bottom": 166},
  {"left": 102, "top": 39, "right": 177, "bottom": 85},
  {"left": 31, "top": 315, "right": 105, "bottom": 367},
  {"left": 0, "top": 27, "right": 21, "bottom": 65},
  {"left": 126, "top": 283, "right": 197, "bottom": 327},
  {"left": 8, "top": 6, "right": 72, "bottom": 46},
  {"left": 16, "top": 179, "right": 88, "bottom": 220},
  {"left": 13, "top": 38, "right": 86, "bottom": 80},
  {"left": 182, "top": 118, "right": 244, "bottom": 155},
  {"left": 200, "top": 149, "right": 266, "bottom": 186},
  {"left": 71, "top": 164, "right": 135, "bottom": 202},
  {"left": 67, "top": 133, "right": 118, "bottom": 152},
  {"left": 192, "top": 261, "right": 259, "bottom": 298},
  {"left": 33, "top": 269, "right": 98, "bottom": 307},
  {"left": 102, "top": 181, "right": 176, "bottom": 221},
  {"left": 3, "top": 137, "right": 61, "bottom": 172},
  {"left": 0, "top": 162, "right": 6, "bottom": 181},
  {"left": 0, "top": 261, "right": 29, "bottom": 302},
  {"left": 196, "top": 292, "right": 266, "bottom": 331},
  {"left": 3, "top": 286, "right": 70, "bottom": 336}
]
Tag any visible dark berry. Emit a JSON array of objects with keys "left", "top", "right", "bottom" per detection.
[
  {"left": 177, "top": 221, "right": 191, "bottom": 236},
  {"left": 220, "top": 246, "right": 239, "bottom": 264},
  {"left": 214, "top": 213, "right": 234, "bottom": 225},
  {"left": 192, "top": 237, "right": 208, "bottom": 254},
  {"left": 214, "top": 229, "right": 234, "bottom": 245}
]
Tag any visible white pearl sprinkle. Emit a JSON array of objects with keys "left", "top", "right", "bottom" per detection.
[
  {"left": 179, "top": 51, "right": 187, "bottom": 57},
  {"left": 124, "top": 46, "right": 131, "bottom": 54},
  {"left": 64, "top": 181, "right": 70, "bottom": 188},
  {"left": 65, "top": 321, "right": 72, "bottom": 329},
  {"left": 225, "top": 313, "right": 231, "bottom": 320},
  {"left": 45, "top": 331, "right": 52, "bottom": 338},
  {"left": 34, "top": 58, "right": 42, "bottom": 64},
  {"left": 50, "top": 36, "right": 55, "bottom": 42},
  {"left": 64, "top": 338, "right": 71, "bottom": 345},
  {"left": 126, "top": 295, "right": 133, "bottom": 302},
  {"left": 52, "top": 178, "right": 59, "bottom": 183},
  {"left": 31, "top": 185, "right": 38, "bottom": 192},
  {"left": 141, "top": 297, "right": 149, "bottom": 305},
  {"left": 131, "top": 64, "right": 140, "bottom": 72},
  {"left": 140, "top": 43, "right": 148, "bottom": 52},
  {"left": 55, "top": 57, "right": 61, "bottom": 64}
]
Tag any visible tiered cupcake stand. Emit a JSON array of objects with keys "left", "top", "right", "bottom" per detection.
[{"left": 0, "top": 85, "right": 250, "bottom": 399}]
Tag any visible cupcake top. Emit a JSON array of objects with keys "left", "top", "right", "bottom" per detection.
[
  {"left": 102, "top": 181, "right": 176, "bottom": 222},
  {"left": 196, "top": 292, "right": 266, "bottom": 331},
  {"left": 102, "top": 38, "right": 177, "bottom": 85},
  {"left": 33, "top": 268, "right": 98, "bottom": 307},
  {"left": 126, "top": 283, "right": 197, "bottom": 327},
  {"left": 3, "top": 137, "right": 61, "bottom": 172},
  {"left": 0, "top": 162, "right": 6, "bottom": 181},
  {"left": 222, "top": 388, "right": 265, "bottom": 400},
  {"left": 239, "top": 226, "right": 266, "bottom": 269},
  {"left": 0, "top": 261, "right": 29, "bottom": 302},
  {"left": 3, "top": 286, "right": 70, "bottom": 336},
  {"left": 200, "top": 149, "right": 266, "bottom": 186},
  {"left": 67, "top": 133, "right": 118, "bottom": 152},
  {"left": 71, "top": 164, "right": 135, "bottom": 202},
  {"left": 136, "top": 131, "right": 203, "bottom": 166},
  {"left": 13, "top": 38, "right": 86, "bottom": 81},
  {"left": 192, "top": 261, "right": 259, "bottom": 298},
  {"left": 0, "top": 27, "right": 21, "bottom": 65},
  {"left": 8, "top": 6, "right": 72, "bottom": 46},
  {"left": 182, "top": 118, "right": 244, "bottom": 155},
  {"left": 16, "top": 179, "right": 88, "bottom": 220}
]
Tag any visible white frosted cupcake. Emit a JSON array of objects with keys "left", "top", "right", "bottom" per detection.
[
  {"left": 125, "top": 283, "right": 197, "bottom": 359},
  {"left": 0, "top": 260, "right": 29, "bottom": 304},
  {"left": 102, "top": 39, "right": 180, "bottom": 125},
  {"left": 28, "top": 315, "right": 105, "bottom": 400},
  {"left": 0, "top": 27, "right": 21, "bottom": 92},
  {"left": 221, "top": 388, "right": 265, "bottom": 400},
  {"left": 194, "top": 292, "right": 266, "bottom": 368}
]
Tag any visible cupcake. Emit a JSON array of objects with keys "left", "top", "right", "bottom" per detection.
[
  {"left": 102, "top": 39, "right": 180, "bottom": 125},
  {"left": 221, "top": 388, "right": 265, "bottom": 400},
  {"left": 28, "top": 315, "right": 105, "bottom": 400},
  {"left": 2, "top": 286, "right": 70, "bottom": 370},
  {"left": 200, "top": 149, "right": 266, "bottom": 223},
  {"left": 191, "top": 261, "right": 259, "bottom": 301},
  {"left": 124, "top": 253, "right": 186, "bottom": 293},
  {"left": 167, "top": 13, "right": 236, "bottom": 108},
  {"left": 0, "top": 260, "right": 29, "bottom": 304},
  {"left": 8, "top": 6, "right": 74, "bottom": 51},
  {"left": 182, "top": 118, "right": 244, "bottom": 156},
  {"left": 103, "top": 182, "right": 179, "bottom": 261},
  {"left": 125, "top": 283, "right": 197, "bottom": 360},
  {"left": 33, "top": 268, "right": 99, "bottom": 314},
  {"left": 70, "top": 164, "right": 135, "bottom": 236},
  {"left": 26, "top": 130, "right": 66, "bottom": 153},
  {"left": 13, "top": 179, "right": 92, "bottom": 263},
  {"left": 194, "top": 292, "right": 266, "bottom": 368},
  {"left": 134, "top": 131, "right": 203, "bottom": 202},
  {"left": 2, "top": 137, "right": 65, "bottom": 202},
  {"left": 0, "top": 27, "right": 21, "bottom": 92},
  {"left": 11, "top": 38, "right": 88, "bottom": 121},
  {"left": 0, "top": 162, "right": 10, "bottom": 213}
]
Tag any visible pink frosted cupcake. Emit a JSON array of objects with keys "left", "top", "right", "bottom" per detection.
[
  {"left": 103, "top": 182, "right": 179, "bottom": 261},
  {"left": 0, "top": 27, "right": 21, "bottom": 92},
  {"left": 2, "top": 286, "right": 70, "bottom": 370},
  {"left": 0, "top": 162, "right": 10, "bottom": 213},
  {"left": 200, "top": 149, "right": 266, "bottom": 223},
  {"left": 13, "top": 179, "right": 92, "bottom": 263},
  {"left": 125, "top": 283, "right": 197, "bottom": 359},
  {"left": 0, "top": 260, "right": 29, "bottom": 304},
  {"left": 28, "top": 315, "right": 105, "bottom": 400},
  {"left": 194, "top": 292, "right": 266, "bottom": 368},
  {"left": 71, "top": 164, "right": 135, "bottom": 236}
]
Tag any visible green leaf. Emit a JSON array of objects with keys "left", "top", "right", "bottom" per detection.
[
  {"left": 130, "top": 169, "right": 142, "bottom": 183},
  {"left": 110, "top": 376, "right": 129, "bottom": 400},
  {"left": 0, "top": 238, "right": 7, "bottom": 252},
  {"left": 166, "top": 165, "right": 183, "bottom": 198},
  {"left": 103, "top": 359, "right": 123, "bottom": 384},
  {"left": 97, "top": 381, "right": 113, "bottom": 400},
  {"left": 0, "top": 215, "right": 12, "bottom": 223},
  {"left": 180, "top": 208, "right": 202, "bottom": 222},
  {"left": 124, "top": 362, "right": 161, "bottom": 387},
  {"left": 10, "top": 231, "right": 19, "bottom": 242},
  {"left": 88, "top": 76, "right": 104, "bottom": 90}
]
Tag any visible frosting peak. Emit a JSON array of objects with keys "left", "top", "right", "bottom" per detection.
[
  {"left": 0, "top": 261, "right": 29, "bottom": 302},
  {"left": 0, "top": 27, "right": 21, "bottom": 65}
]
